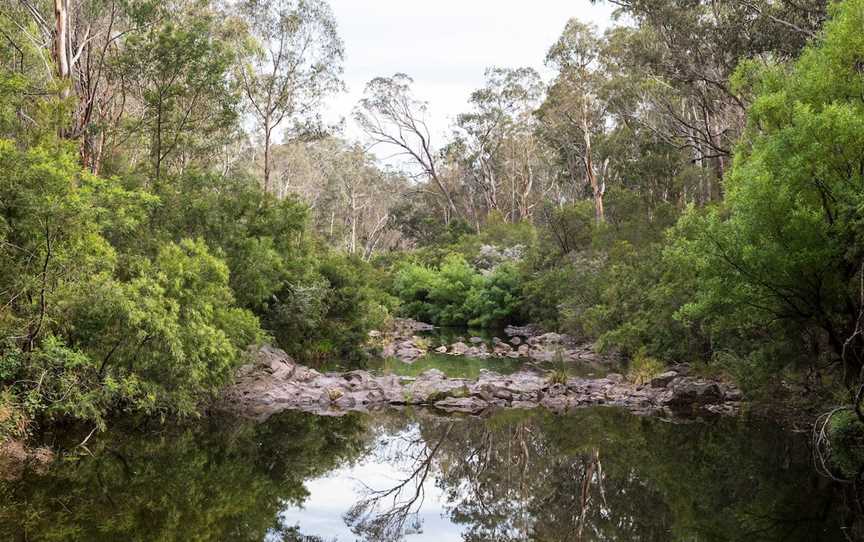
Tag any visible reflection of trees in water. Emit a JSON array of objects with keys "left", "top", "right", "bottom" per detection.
[
  {"left": 2, "top": 408, "right": 862, "bottom": 541},
  {"left": 345, "top": 422, "right": 454, "bottom": 541},
  {"left": 345, "top": 409, "right": 861, "bottom": 542},
  {"left": 430, "top": 411, "right": 670, "bottom": 541},
  {"left": 0, "top": 411, "right": 371, "bottom": 542}
]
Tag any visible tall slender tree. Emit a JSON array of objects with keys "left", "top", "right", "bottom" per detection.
[{"left": 237, "top": 0, "right": 343, "bottom": 193}]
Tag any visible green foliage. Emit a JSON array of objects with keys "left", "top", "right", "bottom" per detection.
[
  {"left": 274, "top": 254, "right": 394, "bottom": 363},
  {"left": 391, "top": 254, "right": 521, "bottom": 327},
  {"left": 464, "top": 263, "right": 522, "bottom": 327},
  {"left": 827, "top": 410, "right": 864, "bottom": 479},
  {"left": 663, "top": 0, "right": 864, "bottom": 379},
  {"left": 546, "top": 367, "right": 569, "bottom": 385},
  {"left": 626, "top": 349, "right": 666, "bottom": 386}
]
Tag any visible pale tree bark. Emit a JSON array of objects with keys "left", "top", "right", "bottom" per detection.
[{"left": 581, "top": 104, "right": 605, "bottom": 223}]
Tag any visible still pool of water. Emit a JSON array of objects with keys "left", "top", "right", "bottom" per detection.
[{"left": 0, "top": 407, "right": 859, "bottom": 541}]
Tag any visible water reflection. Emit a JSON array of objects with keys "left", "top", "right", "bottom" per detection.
[{"left": 0, "top": 407, "right": 860, "bottom": 541}]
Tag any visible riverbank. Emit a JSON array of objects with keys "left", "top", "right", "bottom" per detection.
[{"left": 220, "top": 345, "right": 742, "bottom": 420}]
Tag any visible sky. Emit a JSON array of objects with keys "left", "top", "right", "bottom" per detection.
[
  {"left": 323, "top": 0, "right": 616, "bottom": 146},
  {"left": 276, "top": 424, "right": 463, "bottom": 540}
]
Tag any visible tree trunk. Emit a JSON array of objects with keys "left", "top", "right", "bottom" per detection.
[
  {"left": 263, "top": 123, "right": 272, "bottom": 193},
  {"left": 582, "top": 111, "right": 604, "bottom": 224},
  {"left": 54, "top": 0, "right": 70, "bottom": 85}
]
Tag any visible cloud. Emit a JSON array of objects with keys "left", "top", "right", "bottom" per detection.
[{"left": 319, "top": 0, "right": 615, "bottom": 148}]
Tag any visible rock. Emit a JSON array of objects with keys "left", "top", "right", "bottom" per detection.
[
  {"left": 606, "top": 373, "right": 625, "bottom": 384},
  {"left": 396, "top": 347, "right": 423, "bottom": 363},
  {"left": 669, "top": 363, "right": 692, "bottom": 376},
  {"left": 450, "top": 342, "right": 470, "bottom": 355},
  {"left": 222, "top": 345, "right": 742, "bottom": 420},
  {"left": 510, "top": 337, "right": 522, "bottom": 346},
  {"left": 650, "top": 371, "right": 679, "bottom": 388},
  {"left": 469, "top": 336, "right": 484, "bottom": 344},
  {"left": 661, "top": 378, "right": 723, "bottom": 411},
  {"left": 1, "top": 440, "right": 55, "bottom": 481},
  {"left": 537, "top": 332, "right": 564, "bottom": 344},
  {"left": 529, "top": 350, "right": 555, "bottom": 362},
  {"left": 368, "top": 330, "right": 382, "bottom": 338},
  {"left": 504, "top": 324, "right": 542, "bottom": 337},
  {"left": 434, "top": 346, "right": 448, "bottom": 354},
  {"left": 724, "top": 387, "right": 743, "bottom": 401},
  {"left": 434, "top": 396, "right": 489, "bottom": 414},
  {"left": 392, "top": 318, "right": 435, "bottom": 332},
  {"left": 236, "top": 363, "right": 256, "bottom": 378}
]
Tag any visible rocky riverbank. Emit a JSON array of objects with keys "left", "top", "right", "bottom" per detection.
[
  {"left": 376, "top": 318, "right": 617, "bottom": 365},
  {"left": 221, "top": 345, "right": 742, "bottom": 420}
]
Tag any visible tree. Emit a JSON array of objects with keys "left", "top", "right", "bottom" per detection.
[
  {"left": 237, "top": 0, "right": 344, "bottom": 193},
  {"left": 115, "top": 1, "right": 244, "bottom": 181},
  {"left": 540, "top": 21, "right": 610, "bottom": 224},
  {"left": 454, "top": 67, "right": 551, "bottom": 223},
  {"left": 355, "top": 73, "right": 461, "bottom": 222},
  {"left": 668, "top": 0, "right": 864, "bottom": 382}
]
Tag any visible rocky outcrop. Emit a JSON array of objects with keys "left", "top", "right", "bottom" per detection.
[
  {"left": 371, "top": 319, "right": 617, "bottom": 366},
  {"left": 436, "top": 329, "right": 607, "bottom": 364},
  {"left": 376, "top": 318, "right": 433, "bottom": 363},
  {"left": 222, "top": 346, "right": 742, "bottom": 421}
]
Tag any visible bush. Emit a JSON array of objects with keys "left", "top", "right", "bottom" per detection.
[
  {"left": 827, "top": 410, "right": 864, "bottom": 479},
  {"left": 391, "top": 254, "right": 521, "bottom": 327},
  {"left": 626, "top": 349, "right": 666, "bottom": 386}
]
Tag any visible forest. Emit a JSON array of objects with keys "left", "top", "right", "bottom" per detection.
[{"left": 2, "top": 0, "right": 864, "bottom": 525}]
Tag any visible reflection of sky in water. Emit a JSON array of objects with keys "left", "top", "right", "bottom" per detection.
[{"left": 278, "top": 425, "right": 464, "bottom": 541}]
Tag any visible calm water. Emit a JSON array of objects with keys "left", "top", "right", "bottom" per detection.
[
  {"left": 324, "top": 325, "right": 620, "bottom": 379},
  {"left": 0, "top": 407, "right": 859, "bottom": 541}
]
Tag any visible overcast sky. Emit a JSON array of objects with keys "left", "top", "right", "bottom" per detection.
[{"left": 323, "top": 0, "right": 616, "bottom": 145}]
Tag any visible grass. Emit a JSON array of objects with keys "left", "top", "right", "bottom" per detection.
[
  {"left": 546, "top": 367, "right": 569, "bottom": 385},
  {"left": 626, "top": 349, "right": 665, "bottom": 386}
]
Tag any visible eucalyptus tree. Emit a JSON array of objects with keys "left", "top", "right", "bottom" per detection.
[
  {"left": 9, "top": 0, "right": 133, "bottom": 170},
  {"left": 268, "top": 137, "right": 409, "bottom": 258},
  {"left": 355, "top": 73, "right": 461, "bottom": 223},
  {"left": 453, "top": 67, "right": 551, "bottom": 223},
  {"left": 539, "top": 20, "right": 610, "bottom": 224},
  {"left": 116, "top": 1, "right": 245, "bottom": 181},
  {"left": 236, "top": 0, "right": 344, "bottom": 193},
  {"left": 592, "top": 0, "right": 827, "bottom": 202}
]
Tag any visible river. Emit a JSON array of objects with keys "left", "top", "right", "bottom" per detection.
[{"left": 0, "top": 406, "right": 857, "bottom": 541}]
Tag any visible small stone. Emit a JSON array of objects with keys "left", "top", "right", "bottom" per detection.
[
  {"left": 606, "top": 373, "right": 625, "bottom": 384},
  {"left": 510, "top": 337, "right": 522, "bottom": 346},
  {"left": 435, "top": 346, "right": 448, "bottom": 354},
  {"left": 450, "top": 342, "right": 470, "bottom": 355},
  {"left": 469, "top": 337, "right": 484, "bottom": 344}
]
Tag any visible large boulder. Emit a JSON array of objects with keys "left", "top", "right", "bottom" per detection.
[
  {"left": 661, "top": 378, "right": 723, "bottom": 411},
  {"left": 650, "top": 371, "right": 678, "bottom": 388}
]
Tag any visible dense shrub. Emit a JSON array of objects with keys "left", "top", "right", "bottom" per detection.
[{"left": 391, "top": 254, "right": 521, "bottom": 327}]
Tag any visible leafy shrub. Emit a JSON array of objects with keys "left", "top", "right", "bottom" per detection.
[
  {"left": 391, "top": 255, "right": 521, "bottom": 327},
  {"left": 827, "top": 410, "right": 864, "bottom": 479},
  {"left": 626, "top": 349, "right": 666, "bottom": 386}
]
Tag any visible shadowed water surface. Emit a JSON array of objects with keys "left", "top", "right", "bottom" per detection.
[{"left": 0, "top": 407, "right": 860, "bottom": 541}]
